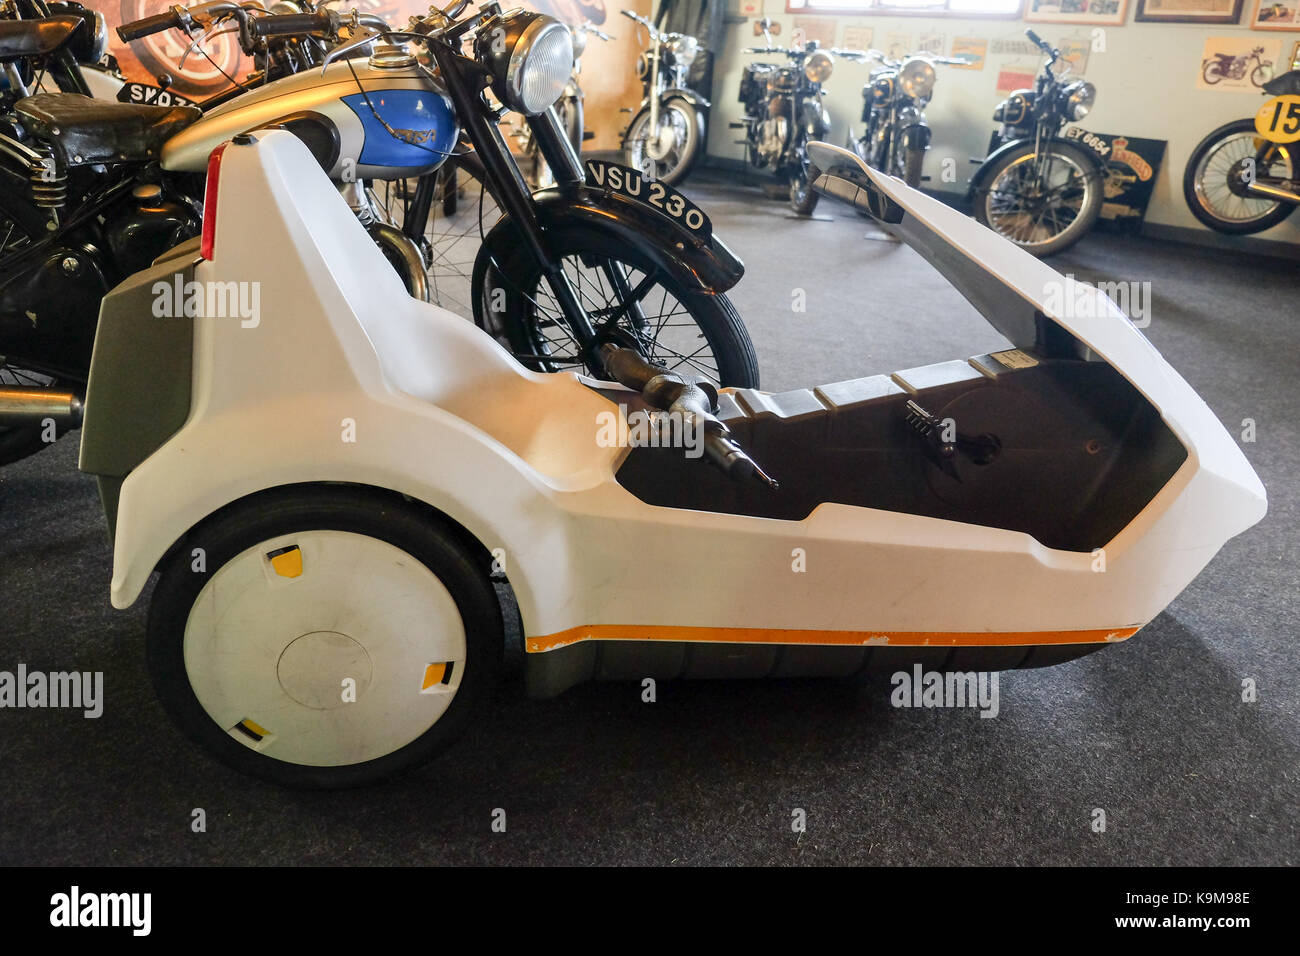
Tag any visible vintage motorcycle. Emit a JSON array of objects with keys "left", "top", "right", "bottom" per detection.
[
  {"left": 512, "top": 17, "right": 610, "bottom": 190},
  {"left": 78, "top": 129, "right": 1265, "bottom": 786},
  {"left": 0, "top": 1, "right": 757, "bottom": 465},
  {"left": 1202, "top": 46, "right": 1272, "bottom": 88},
  {"left": 1183, "top": 70, "right": 1300, "bottom": 234},
  {"left": 968, "top": 29, "right": 1102, "bottom": 257},
  {"left": 619, "top": 7, "right": 706, "bottom": 186},
  {"left": 838, "top": 46, "right": 965, "bottom": 189},
  {"left": 733, "top": 17, "right": 833, "bottom": 214}
]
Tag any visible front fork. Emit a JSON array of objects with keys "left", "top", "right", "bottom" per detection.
[{"left": 648, "top": 47, "right": 662, "bottom": 131}]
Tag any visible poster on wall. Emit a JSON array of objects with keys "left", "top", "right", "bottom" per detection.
[
  {"left": 739, "top": 0, "right": 762, "bottom": 17},
  {"left": 885, "top": 33, "right": 913, "bottom": 59},
  {"left": 990, "top": 37, "right": 1040, "bottom": 56},
  {"left": 1025, "top": 0, "right": 1130, "bottom": 26},
  {"left": 996, "top": 65, "right": 1039, "bottom": 94},
  {"left": 918, "top": 33, "right": 947, "bottom": 56},
  {"left": 842, "top": 25, "right": 875, "bottom": 51},
  {"left": 1057, "top": 37, "right": 1092, "bottom": 73},
  {"left": 1062, "top": 129, "right": 1167, "bottom": 224},
  {"left": 951, "top": 37, "right": 989, "bottom": 69},
  {"left": 793, "top": 16, "right": 838, "bottom": 49},
  {"left": 1292, "top": 39, "right": 1300, "bottom": 66},
  {"left": 1250, "top": 0, "right": 1300, "bottom": 28},
  {"left": 1197, "top": 35, "right": 1284, "bottom": 89},
  {"left": 1135, "top": 0, "right": 1244, "bottom": 23}
]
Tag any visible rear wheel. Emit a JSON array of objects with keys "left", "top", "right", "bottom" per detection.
[
  {"left": 473, "top": 231, "right": 759, "bottom": 388},
  {"left": 146, "top": 487, "right": 502, "bottom": 789},
  {"left": 1183, "top": 119, "right": 1296, "bottom": 234}
]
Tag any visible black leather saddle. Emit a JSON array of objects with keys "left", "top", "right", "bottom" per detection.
[
  {"left": 0, "top": 15, "right": 82, "bottom": 62},
  {"left": 15, "top": 93, "right": 200, "bottom": 165},
  {"left": 1262, "top": 70, "right": 1300, "bottom": 96}
]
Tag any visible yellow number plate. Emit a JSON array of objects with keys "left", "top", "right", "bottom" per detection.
[{"left": 1255, "top": 94, "right": 1300, "bottom": 144}]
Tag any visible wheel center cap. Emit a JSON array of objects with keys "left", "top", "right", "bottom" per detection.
[{"left": 277, "top": 631, "right": 372, "bottom": 710}]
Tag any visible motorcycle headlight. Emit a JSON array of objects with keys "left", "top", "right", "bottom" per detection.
[
  {"left": 1065, "top": 80, "right": 1096, "bottom": 121},
  {"left": 804, "top": 50, "right": 834, "bottom": 84},
  {"left": 670, "top": 36, "right": 698, "bottom": 71},
  {"left": 476, "top": 11, "right": 574, "bottom": 116},
  {"left": 898, "top": 58, "right": 936, "bottom": 99}
]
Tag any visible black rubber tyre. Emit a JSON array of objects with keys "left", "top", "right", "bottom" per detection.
[
  {"left": 973, "top": 140, "right": 1103, "bottom": 258},
  {"left": 902, "top": 147, "right": 925, "bottom": 190},
  {"left": 472, "top": 228, "right": 759, "bottom": 388},
  {"left": 789, "top": 156, "right": 822, "bottom": 215},
  {"left": 1183, "top": 118, "right": 1297, "bottom": 235},
  {"left": 146, "top": 486, "right": 502, "bottom": 789}
]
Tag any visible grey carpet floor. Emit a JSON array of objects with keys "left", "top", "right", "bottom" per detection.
[{"left": 0, "top": 171, "right": 1295, "bottom": 865}]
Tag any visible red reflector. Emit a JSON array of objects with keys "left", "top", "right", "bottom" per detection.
[{"left": 200, "top": 142, "right": 230, "bottom": 260}]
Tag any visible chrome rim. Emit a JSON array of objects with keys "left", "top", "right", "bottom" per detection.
[
  {"left": 1194, "top": 133, "right": 1292, "bottom": 225},
  {"left": 985, "top": 150, "right": 1095, "bottom": 249}
]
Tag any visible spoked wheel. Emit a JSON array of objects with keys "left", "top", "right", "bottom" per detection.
[
  {"left": 147, "top": 487, "right": 502, "bottom": 789},
  {"left": 375, "top": 159, "right": 503, "bottom": 321},
  {"left": 974, "top": 141, "right": 1102, "bottom": 257},
  {"left": 473, "top": 231, "right": 759, "bottom": 388},
  {"left": 624, "top": 98, "right": 704, "bottom": 186},
  {"left": 1183, "top": 119, "right": 1297, "bottom": 234}
]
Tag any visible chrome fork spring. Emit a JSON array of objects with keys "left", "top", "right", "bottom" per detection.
[{"left": 29, "top": 146, "right": 66, "bottom": 210}]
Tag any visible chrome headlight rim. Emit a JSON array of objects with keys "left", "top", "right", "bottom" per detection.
[
  {"left": 804, "top": 49, "right": 834, "bottom": 84},
  {"left": 899, "top": 57, "right": 936, "bottom": 100},
  {"left": 1065, "top": 80, "right": 1097, "bottom": 121},
  {"left": 669, "top": 35, "right": 698, "bottom": 71},
  {"left": 480, "top": 12, "right": 574, "bottom": 116}
]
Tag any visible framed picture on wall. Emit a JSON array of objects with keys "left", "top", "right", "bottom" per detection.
[
  {"left": 1250, "top": 0, "right": 1300, "bottom": 29},
  {"left": 1024, "top": 0, "right": 1129, "bottom": 25},
  {"left": 1292, "top": 38, "right": 1300, "bottom": 65},
  {"left": 1135, "top": 0, "right": 1244, "bottom": 24}
]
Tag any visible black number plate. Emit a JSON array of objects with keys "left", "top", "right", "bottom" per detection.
[
  {"left": 584, "top": 160, "right": 712, "bottom": 238},
  {"left": 116, "top": 83, "right": 196, "bottom": 108}
]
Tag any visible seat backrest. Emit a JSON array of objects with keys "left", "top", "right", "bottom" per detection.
[{"left": 0, "top": 16, "right": 82, "bottom": 64}]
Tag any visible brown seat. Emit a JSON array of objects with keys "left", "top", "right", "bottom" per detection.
[
  {"left": 15, "top": 92, "right": 200, "bottom": 165},
  {"left": 0, "top": 16, "right": 82, "bottom": 62}
]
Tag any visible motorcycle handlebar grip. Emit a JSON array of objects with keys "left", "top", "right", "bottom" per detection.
[
  {"left": 249, "top": 11, "right": 333, "bottom": 37},
  {"left": 117, "top": 11, "right": 180, "bottom": 42},
  {"left": 1025, "top": 29, "right": 1046, "bottom": 49}
]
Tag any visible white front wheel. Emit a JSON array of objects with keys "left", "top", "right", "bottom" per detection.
[
  {"left": 147, "top": 488, "right": 501, "bottom": 788},
  {"left": 624, "top": 98, "right": 705, "bottom": 187}
]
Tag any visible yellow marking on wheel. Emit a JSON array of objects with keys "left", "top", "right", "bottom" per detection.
[
  {"left": 239, "top": 718, "right": 269, "bottom": 739},
  {"left": 421, "top": 663, "right": 447, "bottom": 690},
  {"left": 267, "top": 545, "right": 302, "bottom": 578}
]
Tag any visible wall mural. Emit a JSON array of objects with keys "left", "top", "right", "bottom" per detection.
[{"left": 98, "top": 0, "right": 645, "bottom": 148}]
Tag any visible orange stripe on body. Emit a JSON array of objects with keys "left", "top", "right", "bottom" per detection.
[{"left": 525, "top": 624, "right": 1142, "bottom": 654}]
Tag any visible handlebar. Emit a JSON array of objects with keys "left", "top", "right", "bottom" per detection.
[
  {"left": 118, "top": 9, "right": 180, "bottom": 41},
  {"left": 1025, "top": 28, "right": 1057, "bottom": 60},
  {"left": 248, "top": 9, "right": 333, "bottom": 38}
]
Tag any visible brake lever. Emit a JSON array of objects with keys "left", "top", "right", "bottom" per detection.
[{"left": 179, "top": 22, "right": 240, "bottom": 68}]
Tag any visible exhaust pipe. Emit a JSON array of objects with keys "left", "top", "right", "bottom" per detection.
[
  {"left": 1244, "top": 181, "right": 1300, "bottom": 204},
  {"left": 0, "top": 387, "right": 84, "bottom": 428}
]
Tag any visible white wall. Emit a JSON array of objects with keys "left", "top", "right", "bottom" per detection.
[{"left": 707, "top": 5, "right": 1300, "bottom": 245}]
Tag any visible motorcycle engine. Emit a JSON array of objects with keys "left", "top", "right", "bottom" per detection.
[{"left": 754, "top": 117, "right": 789, "bottom": 168}]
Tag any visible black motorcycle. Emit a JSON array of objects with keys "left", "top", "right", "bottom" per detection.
[
  {"left": 0, "top": 0, "right": 757, "bottom": 466},
  {"left": 968, "top": 29, "right": 1102, "bottom": 257},
  {"left": 839, "top": 46, "right": 965, "bottom": 190},
  {"left": 733, "top": 17, "right": 833, "bottom": 214}
]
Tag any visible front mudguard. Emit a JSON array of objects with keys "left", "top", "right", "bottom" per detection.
[
  {"left": 638, "top": 87, "right": 711, "bottom": 112},
  {"left": 473, "top": 185, "right": 744, "bottom": 322},
  {"left": 900, "top": 122, "right": 931, "bottom": 151},
  {"left": 967, "top": 135, "right": 1103, "bottom": 198}
]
